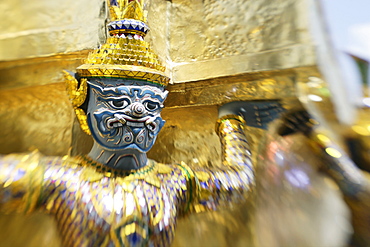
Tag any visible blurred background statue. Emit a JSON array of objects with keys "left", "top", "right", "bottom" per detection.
[{"left": 253, "top": 1, "right": 370, "bottom": 246}]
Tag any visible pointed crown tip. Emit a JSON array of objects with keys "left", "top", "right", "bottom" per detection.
[{"left": 108, "top": 0, "right": 146, "bottom": 23}]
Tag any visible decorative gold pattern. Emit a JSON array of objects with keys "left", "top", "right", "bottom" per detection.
[
  {"left": 76, "top": 0, "right": 170, "bottom": 87},
  {"left": 74, "top": 108, "right": 91, "bottom": 136},
  {"left": 77, "top": 38, "right": 169, "bottom": 86},
  {"left": 0, "top": 116, "right": 254, "bottom": 246},
  {"left": 217, "top": 116, "right": 253, "bottom": 170},
  {"left": 64, "top": 71, "right": 87, "bottom": 108},
  {"left": 108, "top": 0, "right": 145, "bottom": 23},
  {"left": 215, "top": 114, "right": 246, "bottom": 135},
  {"left": 63, "top": 71, "right": 91, "bottom": 135},
  {"left": 80, "top": 37, "right": 167, "bottom": 73}
]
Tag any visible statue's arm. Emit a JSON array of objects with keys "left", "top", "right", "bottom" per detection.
[
  {"left": 0, "top": 152, "right": 45, "bottom": 214},
  {"left": 179, "top": 101, "right": 284, "bottom": 213},
  {"left": 185, "top": 102, "right": 266, "bottom": 213}
]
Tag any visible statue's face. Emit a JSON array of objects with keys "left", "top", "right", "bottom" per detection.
[{"left": 86, "top": 79, "right": 168, "bottom": 153}]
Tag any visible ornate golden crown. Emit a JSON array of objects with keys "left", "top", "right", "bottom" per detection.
[
  {"left": 65, "top": 0, "right": 169, "bottom": 135},
  {"left": 76, "top": 0, "right": 169, "bottom": 87}
]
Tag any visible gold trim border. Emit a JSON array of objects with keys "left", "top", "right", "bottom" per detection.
[{"left": 76, "top": 64, "right": 170, "bottom": 87}]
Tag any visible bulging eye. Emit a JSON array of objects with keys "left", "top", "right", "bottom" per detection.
[
  {"left": 109, "top": 99, "right": 129, "bottom": 109},
  {"left": 144, "top": 101, "right": 160, "bottom": 111}
]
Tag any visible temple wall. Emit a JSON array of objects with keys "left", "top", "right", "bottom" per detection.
[
  {"left": 0, "top": 0, "right": 318, "bottom": 87},
  {"left": 0, "top": 0, "right": 106, "bottom": 61},
  {"left": 167, "top": 0, "right": 316, "bottom": 82},
  {"left": 0, "top": 0, "right": 319, "bottom": 162}
]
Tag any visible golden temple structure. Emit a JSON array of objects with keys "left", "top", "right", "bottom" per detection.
[
  {"left": 0, "top": 0, "right": 317, "bottom": 168},
  {"left": 1, "top": 0, "right": 370, "bottom": 246}
]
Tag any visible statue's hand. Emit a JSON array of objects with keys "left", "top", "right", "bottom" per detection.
[
  {"left": 276, "top": 108, "right": 316, "bottom": 136},
  {"left": 218, "top": 101, "right": 285, "bottom": 129}
]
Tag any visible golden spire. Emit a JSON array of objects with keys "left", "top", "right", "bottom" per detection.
[{"left": 75, "top": 0, "right": 169, "bottom": 87}]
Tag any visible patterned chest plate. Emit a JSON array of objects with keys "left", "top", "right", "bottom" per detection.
[
  {"left": 0, "top": 118, "right": 253, "bottom": 247},
  {"left": 42, "top": 159, "right": 189, "bottom": 247}
]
